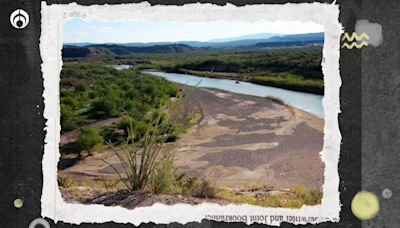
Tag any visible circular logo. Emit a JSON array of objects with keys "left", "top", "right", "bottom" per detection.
[{"left": 10, "top": 9, "right": 29, "bottom": 29}]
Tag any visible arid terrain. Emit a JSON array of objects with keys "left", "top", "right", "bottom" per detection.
[
  {"left": 171, "top": 85, "right": 324, "bottom": 189},
  {"left": 59, "top": 85, "right": 324, "bottom": 207}
]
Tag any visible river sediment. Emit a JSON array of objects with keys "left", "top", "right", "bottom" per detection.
[{"left": 59, "top": 83, "right": 325, "bottom": 203}]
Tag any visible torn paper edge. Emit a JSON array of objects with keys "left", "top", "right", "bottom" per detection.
[{"left": 40, "top": 1, "right": 343, "bottom": 226}]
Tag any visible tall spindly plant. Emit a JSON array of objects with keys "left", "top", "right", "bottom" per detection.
[{"left": 104, "top": 95, "right": 183, "bottom": 192}]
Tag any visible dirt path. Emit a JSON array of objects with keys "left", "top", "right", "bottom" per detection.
[{"left": 59, "top": 86, "right": 324, "bottom": 190}]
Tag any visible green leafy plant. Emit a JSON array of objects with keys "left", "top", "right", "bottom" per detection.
[
  {"left": 76, "top": 127, "right": 104, "bottom": 155},
  {"left": 74, "top": 82, "right": 87, "bottom": 92}
]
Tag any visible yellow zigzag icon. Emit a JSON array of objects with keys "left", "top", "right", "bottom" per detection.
[
  {"left": 342, "top": 32, "right": 369, "bottom": 42},
  {"left": 341, "top": 41, "right": 369, "bottom": 49}
]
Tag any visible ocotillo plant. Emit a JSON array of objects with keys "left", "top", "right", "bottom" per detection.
[{"left": 104, "top": 94, "right": 183, "bottom": 192}]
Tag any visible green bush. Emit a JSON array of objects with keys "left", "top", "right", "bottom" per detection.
[
  {"left": 149, "top": 155, "right": 176, "bottom": 194},
  {"left": 62, "top": 119, "right": 78, "bottom": 133},
  {"left": 88, "top": 90, "right": 97, "bottom": 99},
  {"left": 60, "top": 63, "right": 180, "bottom": 130},
  {"left": 60, "top": 104, "right": 77, "bottom": 132},
  {"left": 93, "top": 96, "right": 121, "bottom": 117},
  {"left": 76, "top": 128, "right": 103, "bottom": 153},
  {"left": 250, "top": 73, "right": 324, "bottom": 94},
  {"left": 118, "top": 117, "right": 147, "bottom": 140},
  {"left": 61, "top": 96, "right": 80, "bottom": 109},
  {"left": 74, "top": 82, "right": 87, "bottom": 92}
]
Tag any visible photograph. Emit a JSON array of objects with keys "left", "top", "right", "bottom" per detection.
[{"left": 57, "top": 17, "right": 326, "bottom": 210}]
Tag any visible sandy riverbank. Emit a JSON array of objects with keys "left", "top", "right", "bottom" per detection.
[
  {"left": 171, "top": 85, "right": 324, "bottom": 189},
  {"left": 59, "top": 84, "right": 324, "bottom": 192}
]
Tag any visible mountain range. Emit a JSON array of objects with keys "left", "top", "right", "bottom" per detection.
[{"left": 62, "top": 32, "right": 323, "bottom": 58}]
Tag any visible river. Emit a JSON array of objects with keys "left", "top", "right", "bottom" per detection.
[
  {"left": 145, "top": 71, "right": 324, "bottom": 118},
  {"left": 109, "top": 64, "right": 132, "bottom": 70}
]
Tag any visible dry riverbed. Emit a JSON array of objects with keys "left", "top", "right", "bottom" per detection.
[{"left": 59, "top": 85, "right": 324, "bottom": 208}]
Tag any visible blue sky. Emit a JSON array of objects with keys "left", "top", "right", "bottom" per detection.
[{"left": 63, "top": 18, "right": 324, "bottom": 43}]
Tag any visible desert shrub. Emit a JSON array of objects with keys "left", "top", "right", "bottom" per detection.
[
  {"left": 190, "top": 178, "right": 217, "bottom": 199},
  {"left": 101, "top": 127, "right": 125, "bottom": 144},
  {"left": 61, "top": 119, "right": 78, "bottom": 133},
  {"left": 179, "top": 176, "right": 198, "bottom": 196},
  {"left": 217, "top": 189, "right": 258, "bottom": 205},
  {"left": 60, "top": 63, "right": 180, "bottom": 133},
  {"left": 61, "top": 96, "right": 80, "bottom": 109},
  {"left": 217, "top": 184, "right": 322, "bottom": 208},
  {"left": 106, "top": 95, "right": 183, "bottom": 192},
  {"left": 170, "top": 172, "right": 200, "bottom": 196},
  {"left": 250, "top": 73, "right": 323, "bottom": 94},
  {"left": 149, "top": 155, "right": 176, "bottom": 194},
  {"left": 305, "top": 189, "right": 323, "bottom": 205},
  {"left": 58, "top": 176, "right": 74, "bottom": 188},
  {"left": 74, "top": 82, "right": 87, "bottom": 92},
  {"left": 118, "top": 117, "right": 147, "bottom": 140},
  {"left": 88, "top": 90, "right": 97, "bottom": 99},
  {"left": 76, "top": 128, "right": 103, "bottom": 153},
  {"left": 100, "top": 180, "right": 120, "bottom": 192},
  {"left": 166, "top": 84, "right": 180, "bottom": 97},
  {"left": 93, "top": 96, "right": 121, "bottom": 117},
  {"left": 290, "top": 185, "right": 322, "bottom": 205},
  {"left": 60, "top": 104, "right": 77, "bottom": 132}
]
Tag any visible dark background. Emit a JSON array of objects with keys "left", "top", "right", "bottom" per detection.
[{"left": 1, "top": 0, "right": 398, "bottom": 227}]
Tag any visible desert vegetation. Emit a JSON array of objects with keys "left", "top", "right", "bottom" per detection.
[
  {"left": 60, "top": 62, "right": 180, "bottom": 133},
  {"left": 59, "top": 45, "right": 324, "bottom": 209},
  {"left": 65, "top": 46, "right": 323, "bottom": 94}
]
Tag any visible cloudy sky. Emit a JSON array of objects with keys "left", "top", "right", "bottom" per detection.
[{"left": 63, "top": 18, "right": 324, "bottom": 43}]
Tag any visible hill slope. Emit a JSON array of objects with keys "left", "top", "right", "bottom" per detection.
[
  {"left": 62, "top": 44, "right": 202, "bottom": 58},
  {"left": 62, "top": 32, "right": 324, "bottom": 58}
]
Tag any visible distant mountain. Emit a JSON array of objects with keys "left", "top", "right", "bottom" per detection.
[
  {"left": 62, "top": 44, "right": 202, "bottom": 58},
  {"left": 62, "top": 32, "right": 324, "bottom": 58},
  {"left": 251, "top": 40, "right": 323, "bottom": 48},
  {"left": 122, "top": 41, "right": 207, "bottom": 47},
  {"left": 64, "top": 33, "right": 283, "bottom": 47},
  {"left": 120, "top": 33, "right": 321, "bottom": 48},
  {"left": 266, "top": 33, "right": 324, "bottom": 42},
  {"left": 211, "top": 33, "right": 324, "bottom": 48},
  {"left": 208, "top": 33, "right": 284, "bottom": 42},
  {"left": 63, "top": 42, "right": 96, "bottom": 47},
  {"left": 65, "top": 32, "right": 323, "bottom": 48}
]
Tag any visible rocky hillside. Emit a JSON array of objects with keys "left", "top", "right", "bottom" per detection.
[{"left": 62, "top": 43, "right": 203, "bottom": 58}]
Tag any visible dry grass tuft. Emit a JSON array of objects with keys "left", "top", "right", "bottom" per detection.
[{"left": 217, "top": 184, "right": 322, "bottom": 208}]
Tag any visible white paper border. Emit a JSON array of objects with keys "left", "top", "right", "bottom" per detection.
[{"left": 40, "top": 2, "right": 342, "bottom": 226}]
